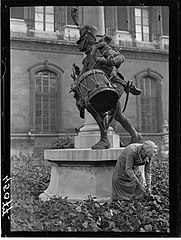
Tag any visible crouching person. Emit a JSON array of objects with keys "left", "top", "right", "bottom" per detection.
[{"left": 112, "top": 140, "right": 158, "bottom": 201}]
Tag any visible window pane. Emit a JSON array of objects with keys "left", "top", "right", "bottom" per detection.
[
  {"left": 35, "top": 22, "right": 44, "bottom": 31},
  {"left": 43, "top": 71, "right": 49, "bottom": 76},
  {"left": 143, "top": 17, "right": 148, "bottom": 25},
  {"left": 36, "top": 125, "right": 41, "bottom": 131},
  {"left": 50, "top": 103, "right": 56, "bottom": 109},
  {"left": 36, "top": 110, "right": 41, "bottom": 117},
  {"left": 36, "top": 103, "right": 41, "bottom": 109},
  {"left": 35, "top": 85, "right": 41, "bottom": 92},
  {"left": 50, "top": 125, "right": 56, "bottom": 131},
  {"left": 43, "top": 95, "right": 48, "bottom": 102},
  {"left": 45, "top": 23, "right": 54, "bottom": 31},
  {"left": 135, "top": 16, "right": 141, "bottom": 24},
  {"left": 50, "top": 110, "right": 55, "bottom": 117},
  {"left": 43, "top": 86, "right": 49, "bottom": 93},
  {"left": 35, "top": 6, "right": 43, "bottom": 12},
  {"left": 36, "top": 96, "right": 41, "bottom": 102},
  {"left": 50, "top": 79, "right": 56, "bottom": 92},
  {"left": 36, "top": 77, "right": 41, "bottom": 85},
  {"left": 143, "top": 34, "right": 149, "bottom": 42},
  {"left": 50, "top": 95, "right": 55, "bottom": 102},
  {"left": 36, "top": 118, "right": 41, "bottom": 124},
  {"left": 142, "top": 9, "right": 148, "bottom": 17},
  {"left": 46, "top": 14, "right": 54, "bottom": 22},
  {"left": 136, "top": 25, "right": 142, "bottom": 33},
  {"left": 35, "top": 12, "right": 44, "bottom": 21},
  {"left": 46, "top": 6, "right": 54, "bottom": 14},
  {"left": 43, "top": 110, "right": 49, "bottom": 117},
  {"left": 43, "top": 103, "right": 48, "bottom": 109},
  {"left": 43, "top": 125, "right": 49, "bottom": 131},
  {"left": 136, "top": 33, "right": 142, "bottom": 41},
  {"left": 43, "top": 79, "right": 49, "bottom": 86},
  {"left": 135, "top": 8, "right": 141, "bottom": 16},
  {"left": 50, "top": 118, "right": 55, "bottom": 124},
  {"left": 143, "top": 26, "right": 149, "bottom": 33},
  {"left": 43, "top": 118, "right": 49, "bottom": 124}
]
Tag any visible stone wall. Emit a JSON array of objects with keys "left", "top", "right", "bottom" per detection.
[{"left": 10, "top": 34, "right": 168, "bottom": 154}]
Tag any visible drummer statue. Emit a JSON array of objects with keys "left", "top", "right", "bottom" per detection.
[{"left": 70, "top": 7, "right": 142, "bottom": 149}]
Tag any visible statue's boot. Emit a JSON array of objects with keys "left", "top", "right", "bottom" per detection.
[
  {"left": 92, "top": 130, "right": 110, "bottom": 149},
  {"left": 129, "top": 84, "right": 142, "bottom": 95},
  {"left": 114, "top": 105, "right": 142, "bottom": 143},
  {"left": 116, "top": 72, "right": 141, "bottom": 95}
]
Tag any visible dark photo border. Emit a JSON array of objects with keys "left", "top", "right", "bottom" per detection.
[{"left": 1, "top": 0, "right": 180, "bottom": 237}]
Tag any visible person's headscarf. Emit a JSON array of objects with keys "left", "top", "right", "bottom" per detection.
[{"left": 142, "top": 140, "right": 158, "bottom": 158}]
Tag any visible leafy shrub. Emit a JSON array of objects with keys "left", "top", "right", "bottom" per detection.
[
  {"left": 51, "top": 136, "right": 74, "bottom": 149},
  {"left": 11, "top": 155, "right": 169, "bottom": 232}
]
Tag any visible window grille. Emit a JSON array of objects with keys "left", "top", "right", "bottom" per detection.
[
  {"left": 140, "top": 77, "right": 158, "bottom": 132},
  {"left": 35, "top": 71, "right": 57, "bottom": 133}
]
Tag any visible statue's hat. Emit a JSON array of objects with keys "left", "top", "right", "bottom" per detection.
[{"left": 76, "top": 25, "right": 97, "bottom": 44}]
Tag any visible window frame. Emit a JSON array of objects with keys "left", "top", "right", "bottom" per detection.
[
  {"left": 134, "top": 6, "right": 150, "bottom": 42},
  {"left": 35, "top": 71, "right": 57, "bottom": 133},
  {"left": 35, "top": 6, "right": 55, "bottom": 32},
  {"left": 28, "top": 61, "right": 64, "bottom": 134},
  {"left": 135, "top": 68, "right": 163, "bottom": 133}
]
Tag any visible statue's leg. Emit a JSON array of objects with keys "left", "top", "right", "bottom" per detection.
[
  {"left": 114, "top": 101, "right": 142, "bottom": 143},
  {"left": 87, "top": 109, "right": 110, "bottom": 149},
  {"left": 92, "top": 129, "right": 110, "bottom": 149}
]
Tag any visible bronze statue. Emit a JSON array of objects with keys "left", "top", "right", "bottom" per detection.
[{"left": 70, "top": 7, "right": 142, "bottom": 149}]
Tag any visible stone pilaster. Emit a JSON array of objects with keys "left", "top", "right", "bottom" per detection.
[{"left": 83, "top": 6, "right": 105, "bottom": 36}]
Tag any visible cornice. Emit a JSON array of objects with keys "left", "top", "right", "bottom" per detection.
[
  {"left": 10, "top": 36, "right": 168, "bottom": 62},
  {"left": 121, "top": 47, "right": 168, "bottom": 62},
  {"left": 10, "top": 36, "right": 82, "bottom": 55}
]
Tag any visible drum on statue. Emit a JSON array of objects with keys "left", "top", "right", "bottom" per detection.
[{"left": 77, "top": 69, "right": 119, "bottom": 113}]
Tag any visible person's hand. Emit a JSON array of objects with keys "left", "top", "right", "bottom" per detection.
[
  {"left": 146, "top": 187, "right": 152, "bottom": 196},
  {"left": 96, "top": 57, "right": 107, "bottom": 64}
]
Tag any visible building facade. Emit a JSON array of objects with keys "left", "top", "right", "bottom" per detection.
[{"left": 10, "top": 6, "right": 169, "bottom": 155}]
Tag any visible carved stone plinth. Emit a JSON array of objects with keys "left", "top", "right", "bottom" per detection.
[{"left": 39, "top": 148, "right": 123, "bottom": 201}]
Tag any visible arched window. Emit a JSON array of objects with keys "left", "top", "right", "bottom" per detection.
[
  {"left": 35, "top": 71, "right": 57, "bottom": 133},
  {"left": 135, "top": 69, "right": 163, "bottom": 133},
  {"left": 28, "top": 60, "right": 64, "bottom": 133}
]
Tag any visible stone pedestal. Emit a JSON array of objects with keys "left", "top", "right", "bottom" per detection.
[
  {"left": 40, "top": 109, "right": 123, "bottom": 201},
  {"left": 39, "top": 148, "right": 123, "bottom": 201}
]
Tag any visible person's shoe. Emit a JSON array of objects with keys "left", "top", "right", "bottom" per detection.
[
  {"left": 131, "top": 132, "right": 142, "bottom": 143},
  {"left": 130, "top": 85, "right": 142, "bottom": 95},
  {"left": 92, "top": 139, "right": 110, "bottom": 149}
]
